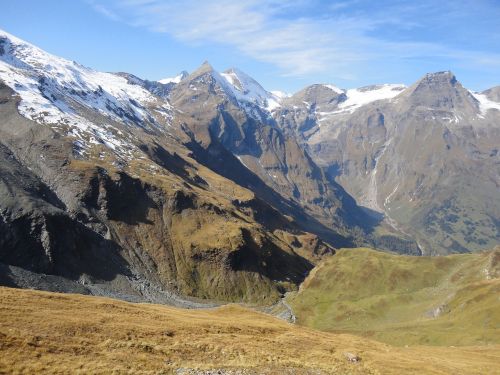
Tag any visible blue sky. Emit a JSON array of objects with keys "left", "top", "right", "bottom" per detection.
[{"left": 1, "top": 0, "right": 500, "bottom": 93}]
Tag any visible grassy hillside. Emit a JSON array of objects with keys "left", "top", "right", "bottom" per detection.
[
  {"left": 289, "top": 247, "right": 500, "bottom": 346},
  {"left": 0, "top": 287, "right": 499, "bottom": 374}
]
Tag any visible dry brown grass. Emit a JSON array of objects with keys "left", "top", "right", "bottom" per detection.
[{"left": 0, "top": 287, "right": 498, "bottom": 374}]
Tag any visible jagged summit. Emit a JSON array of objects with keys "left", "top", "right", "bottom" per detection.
[
  {"left": 192, "top": 60, "right": 215, "bottom": 75},
  {"left": 170, "top": 62, "right": 282, "bottom": 113},
  {"left": 172, "top": 60, "right": 234, "bottom": 99}
]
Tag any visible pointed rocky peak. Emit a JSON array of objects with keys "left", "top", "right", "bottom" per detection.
[
  {"left": 407, "top": 71, "right": 458, "bottom": 91},
  {"left": 168, "top": 61, "right": 238, "bottom": 113},
  {"left": 178, "top": 61, "right": 233, "bottom": 92},
  {"left": 401, "top": 71, "right": 479, "bottom": 113},
  {"left": 172, "top": 61, "right": 227, "bottom": 92},
  {"left": 178, "top": 70, "right": 189, "bottom": 81},
  {"left": 190, "top": 60, "right": 216, "bottom": 77}
]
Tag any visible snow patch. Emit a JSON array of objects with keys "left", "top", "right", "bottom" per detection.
[
  {"left": 158, "top": 71, "right": 188, "bottom": 84},
  {"left": 469, "top": 91, "right": 500, "bottom": 115},
  {"left": 337, "top": 84, "right": 406, "bottom": 114},
  {"left": 270, "top": 90, "right": 291, "bottom": 99},
  {"left": 220, "top": 68, "right": 282, "bottom": 111},
  {"left": 322, "top": 84, "right": 344, "bottom": 94}
]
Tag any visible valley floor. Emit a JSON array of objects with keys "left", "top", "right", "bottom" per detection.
[{"left": 0, "top": 287, "right": 499, "bottom": 374}]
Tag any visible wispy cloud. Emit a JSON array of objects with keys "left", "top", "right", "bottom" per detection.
[
  {"left": 88, "top": 0, "right": 500, "bottom": 82},
  {"left": 86, "top": 0, "right": 122, "bottom": 21}
]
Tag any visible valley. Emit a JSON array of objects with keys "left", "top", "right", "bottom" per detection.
[{"left": 0, "top": 25, "right": 499, "bottom": 375}]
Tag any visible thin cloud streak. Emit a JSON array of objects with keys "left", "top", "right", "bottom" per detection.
[{"left": 89, "top": 0, "right": 500, "bottom": 82}]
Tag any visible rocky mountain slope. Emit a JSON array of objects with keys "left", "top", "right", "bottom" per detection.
[
  {"left": 274, "top": 72, "right": 500, "bottom": 255},
  {"left": 168, "top": 62, "right": 374, "bottom": 244},
  {"left": 0, "top": 29, "right": 342, "bottom": 304}
]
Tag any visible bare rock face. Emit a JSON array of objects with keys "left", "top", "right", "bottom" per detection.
[
  {"left": 398, "top": 71, "right": 479, "bottom": 114},
  {"left": 274, "top": 84, "right": 346, "bottom": 139}
]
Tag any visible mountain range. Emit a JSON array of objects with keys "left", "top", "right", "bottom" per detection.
[{"left": 0, "top": 28, "right": 499, "bottom": 304}]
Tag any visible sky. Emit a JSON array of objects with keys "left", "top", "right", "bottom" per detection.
[{"left": 1, "top": 0, "right": 500, "bottom": 93}]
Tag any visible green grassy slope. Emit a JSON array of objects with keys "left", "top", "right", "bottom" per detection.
[{"left": 289, "top": 247, "right": 500, "bottom": 346}]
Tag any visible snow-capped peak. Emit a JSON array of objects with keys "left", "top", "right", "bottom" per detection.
[
  {"left": 0, "top": 28, "right": 158, "bottom": 122},
  {"left": 158, "top": 71, "right": 188, "bottom": 85},
  {"left": 220, "top": 68, "right": 282, "bottom": 111}
]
